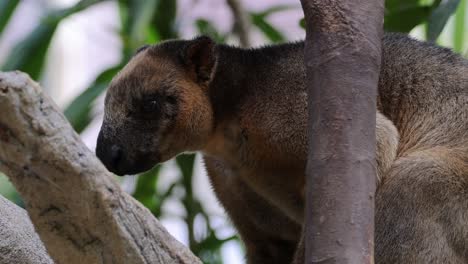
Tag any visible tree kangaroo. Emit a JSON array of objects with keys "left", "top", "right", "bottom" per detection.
[{"left": 96, "top": 33, "right": 468, "bottom": 263}]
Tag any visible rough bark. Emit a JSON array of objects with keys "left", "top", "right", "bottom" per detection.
[
  {"left": 300, "top": 0, "right": 384, "bottom": 263},
  {"left": 0, "top": 71, "right": 201, "bottom": 264},
  {"left": 0, "top": 195, "right": 53, "bottom": 264}
]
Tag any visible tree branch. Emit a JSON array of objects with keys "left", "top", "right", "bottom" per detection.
[
  {"left": 0, "top": 195, "right": 53, "bottom": 264},
  {"left": 226, "top": 0, "right": 251, "bottom": 47},
  {"left": 300, "top": 0, "right": 384, "bottom": 263},
  {"left": 0, "top": 71, "right": 202, "bottom": 264}
]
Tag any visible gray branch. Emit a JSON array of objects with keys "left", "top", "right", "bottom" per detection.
[
  {"left": 0, "top": 195, "right": 53, "bottom": 264},
  {"left": 0, "top": 71, "right": 201, "bottom": 264}
]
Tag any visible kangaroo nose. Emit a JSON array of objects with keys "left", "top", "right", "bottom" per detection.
[
  {"left": 96, "top": 130, "right": 126, "bottom": 175},
  {"left": 110, "top": 145, "right": 122, "bottom": 168}
]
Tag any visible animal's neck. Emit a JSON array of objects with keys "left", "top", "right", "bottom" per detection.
[
  {"left": 208, "top": 45, "right": 251, "bottom": 124},
  {"left": 208, "top": 41, "right": 305, "bottom": 125},
  {"left": 204, "top": 42, "right": 306, "bottom": 159}
]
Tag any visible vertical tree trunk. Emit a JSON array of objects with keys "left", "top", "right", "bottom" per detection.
[{"left": 300, "top": 0, "right": 384, "bottom": 263}]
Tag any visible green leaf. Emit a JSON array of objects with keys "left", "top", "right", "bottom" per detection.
[
  {"left": 1, "top": 0, "right": 108, "bottom": 80},
  {"left": 128, "top": 0, "right": 158, "bottom": 44},
  {"left": 195, "top": 19, "right": 226, "bottom": 43},
  {"left": 299, "top": 18, "right": 305, "bottom": 29},
  {"left": 250, "top": 5, "right": 291, "bottom": 43},
  {"left": 64, "top": 64, "right": 122, "bottom": 133},
  {"left": 132, "top": 166, "right": 161, "bottom": 216},
  {"left": 384, "top": 6, "right": 432, "bottom": 32},
  {"left": 453, "top": 0, "right": 466, "bottom": 53},
  {"left": 176, "top": 154, "right": 196, "bottom": 182},
  {"left": 145, "top": 26, "right": 160, "bottom": 44},
  {"left": 119, "top": 0, "right": 158, "bottom": 55},
  {"left": 0, "top": 0, "right": 19, "bottom": 35},
  {"left": 1, "top": 22, "right": 57, "bottom": 79},
  {"left": 197, "top": 232, "right": 237, "bottom": 252},
  {"left": 385, "top": 0, "right": 422, "bottom": 13},
  {"left": 428, "top": 0, "right": 461, "bottom": 42},
  {"left": 0, "top": 172, "right": 23, "bottom": 207},
  {"left": 153, "top": 0, "right": 178, "bottom": 40},
  {"left": 250, "top": 13, "right": 285, "bottom": 43}
]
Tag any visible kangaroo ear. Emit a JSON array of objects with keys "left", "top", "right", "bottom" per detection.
[{"left": 182, "top": 36, "right": 217, "bottom": 84}]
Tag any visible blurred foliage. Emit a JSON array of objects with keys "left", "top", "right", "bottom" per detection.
[
  {"left": 196, "top": 19, "right": 227, "bottom": 43},
  {"left": 0, "top": 173, "right": 22, "bottom": 206},
  {"left": 0, "top": 0, "right": 19, "bottom": 35},
  {"left": 385, "top": 0, "right": 465, "bottom": 43},
  {"left": 384, "top": 0, "right": 432, "bottom": 33},
  {"left": 453, "top": 0, "right": 466, "bottom": 53},
  {"left": 427, "top": 0, "right": 461, "bottom": 42},
  {"left": 2, "top": 0, "right": 111, "bottom": 80},
  {"left": 0, "top": 0, "right": 466, "bottom": 263},
  {"left": 250, "top": 5, "right": 295, "bottom": 42},
  {"left": 65, "top": 65, "right": 123, "bottom": 133}
]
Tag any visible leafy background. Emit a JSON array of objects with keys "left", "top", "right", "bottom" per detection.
[{"left": 0, "top": 0, "right": 466, "bottom": 263}]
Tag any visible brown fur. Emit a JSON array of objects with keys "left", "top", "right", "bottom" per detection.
[{"left": 96, "top": 34, "right": 468, "bottom": 263}]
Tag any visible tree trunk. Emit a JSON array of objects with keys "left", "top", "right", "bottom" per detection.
[
  {"left": 0, "top": 71, "right": 202, "bottom": 264},
  {"left": 300, "top": 0, "right": 384, "bottom": 263},
  {"left": 0, "top": 195, "right": 53, "bottom": 264}
]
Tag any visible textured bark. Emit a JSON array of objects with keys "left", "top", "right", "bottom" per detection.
[
  {"left": 300, "top": 0, "right": 384, "bottom": 263},
  {"left": 0, "top": 71, "right": 201, "bottom": 264},
  {"left": 0, "top": 195, "right": 53, "bottom": 264}
]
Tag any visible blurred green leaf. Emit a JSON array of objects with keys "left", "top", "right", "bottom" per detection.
[
  {"left": 132, "top": 166, "right": 161, "bottom": 216},
  {"left": 299, "top": 18, "right": 305, "bottom": 29},
  {"left": 251, "top": 13, "right": 285, "bottom": 43},
  {"left": 176, "top": 154, "right": 196, "bottom": 181},
  {"left": 174, "top": 154, "right": 230, "bottom": 263},
  {"left": 64, "top": 64, "right": 122, "bottom": 133},
  {"left": 0, "top": 0, "right": 19, "bottom": 35},
  {"left": 453, "top": 0, "right": 466, "bottom": 52},
  {"left": 2, "top": 22, "right": 57, "bottom": 79},
  {"left": 250, "top": 5, "right": 290, "bottom": 43},
  {"left": 196, "top": 19, "right": 226, "bottom": 43},
  {"left": 127, "top": 0, "right": 158, "bottom": 44},
  {"left": 1, "top": 0, "right": 108, "bottom": 80},
  {"left": 384, "top": 6, "right": 432, "bottom": 32},
  {"left": 385, "top": 0, "right": 422, "bottom": 12},
  {"left": 145, "top": 26, "right": 160, "bottom": 44},
  {"left": 0, "top": 172, "right": 23, "bottom": 207},
  {"left": 198, "top": 232, "right": 237, "bottom": 253},
  {"left": 176, "top": 154, "right": 197, "bottom": 249},
  {"left": 119, "top": 0, "right": 158, "bottom": 55},
  {"left": 196, "top": 228, "right": 236, "bottom": 264},
  {"left": 383, "top": 0, "right": 435, "bottom": 33},
  {"left": 428, "top": 0, "right": 461, "bottom": 41},
  {"left": 153, "top": 0, "right": 178, "bottom": 40}
]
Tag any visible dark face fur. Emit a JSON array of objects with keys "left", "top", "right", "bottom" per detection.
[{"left": 96, "top": 37, "right": 216, "bottom": 175}]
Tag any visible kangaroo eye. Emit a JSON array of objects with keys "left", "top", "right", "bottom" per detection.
[
  {"left": 142, "top": 99, "right": 160, "bottom": 113},
  {"left": 166, "top": 95, "right": 177, "bottom": 105}
]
